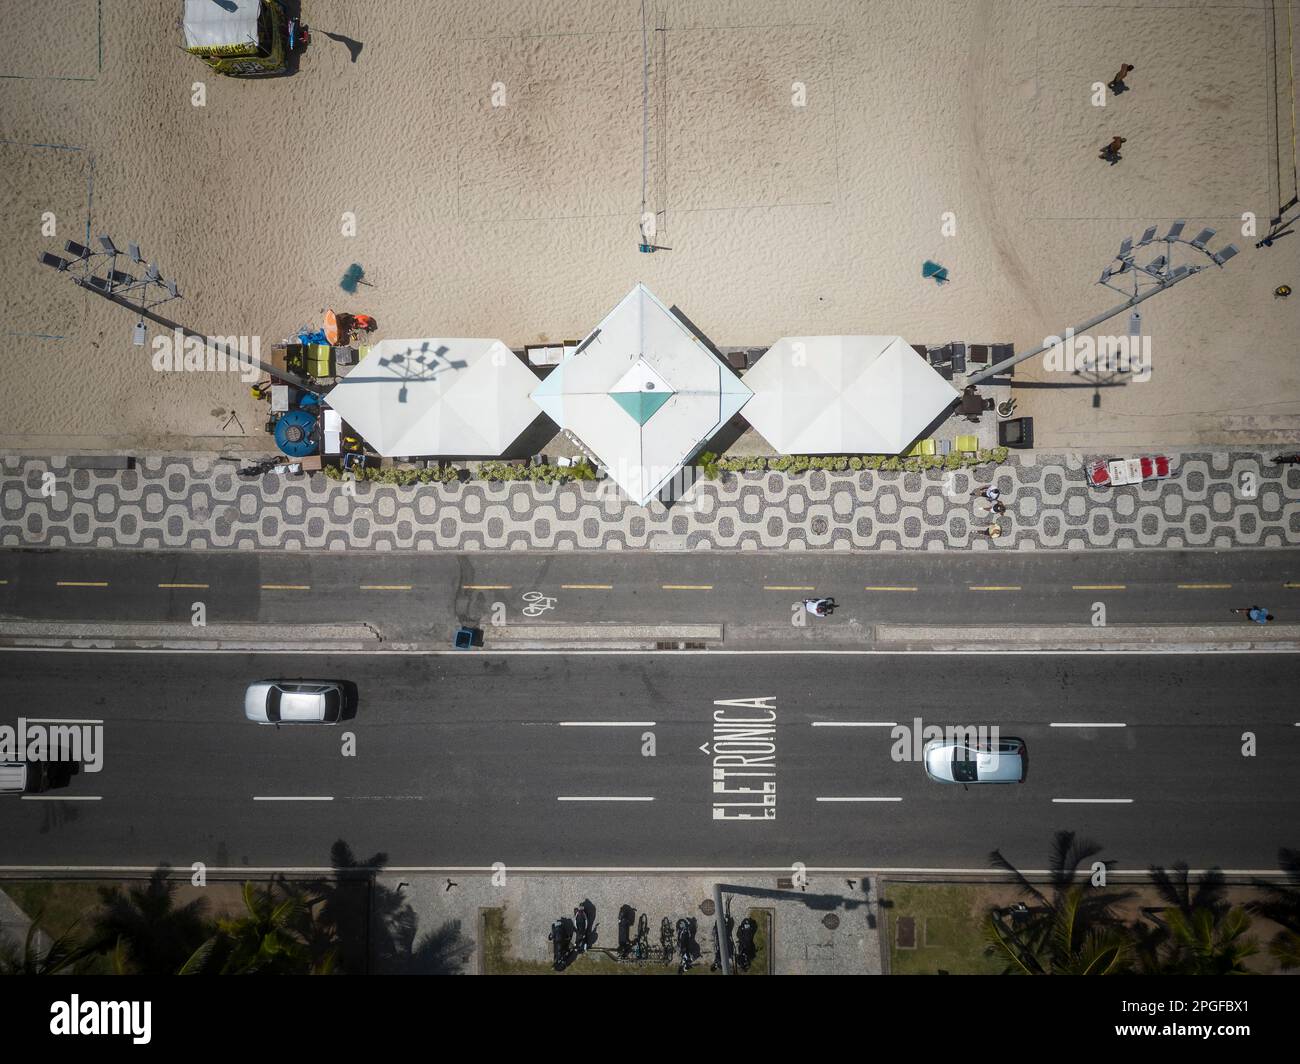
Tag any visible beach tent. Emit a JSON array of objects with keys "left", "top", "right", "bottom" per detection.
[
  {"left": 531, "top": 284, "right": 751, "bottom": 506},
  {"left": 181, "top": 0, "right": 262, "bottom": 49},
  {"left": 741, "top": 335, "right": 959, "bottom": 454},
  {"left": 325, "top": 338, "right": 540, "bottom": 456}
]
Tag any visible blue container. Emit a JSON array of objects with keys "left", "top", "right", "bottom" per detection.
[{"left": 454, "top": 626, "right": 477, "bottom": 650}]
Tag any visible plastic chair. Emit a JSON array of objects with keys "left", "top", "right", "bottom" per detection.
[{"left": 956, "top": 434, "right": 979, "bottom": 453}]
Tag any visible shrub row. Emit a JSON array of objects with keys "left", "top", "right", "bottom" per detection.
[
  {"left": 697, "top": 448, "right": 1009, "bottom": 478},
  {"left": 322, "top": 460, "right": 598, "bottom": 485}
]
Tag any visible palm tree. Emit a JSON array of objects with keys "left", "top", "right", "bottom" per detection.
[
  {"left": 1249, "top": 847, "right": 1300, "bottom": 972},
  {"left": 1135, "top": 863, "right": 1257, "bottom": 975},
  {"left": 91, "top": 866, "right": 213, "bottom": 975},
  {"left": 0, "top": 911, "right": 97, "bottom": 975},
  {"left": 181, "top": 879, "right": 333, "bottom": 975},
  {"left": 985, "top": 830, "right": 1135, "bottom": 974}
]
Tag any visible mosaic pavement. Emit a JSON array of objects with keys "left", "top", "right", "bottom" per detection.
[{"left": 2, "top": 452, "right": 1298, "bottom": 553}]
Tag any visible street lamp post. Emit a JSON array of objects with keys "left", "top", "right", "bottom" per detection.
[
  {"left": 38, "top": 233, "right": 323, "bottom": 394},
  {"left": 965, "top": 220, "right": 1239, "bottom": 387}
]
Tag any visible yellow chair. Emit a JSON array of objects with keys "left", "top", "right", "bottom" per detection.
[
  {"left": 906, "top": 439, "right": 937, "bottom": 457},
  {"left": 956, "top": 434, "right": 979, "bottom": 453}
]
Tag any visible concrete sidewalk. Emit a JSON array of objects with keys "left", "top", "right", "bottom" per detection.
[
  {"left": 4, "top": 449, "right": 1298, "bottom": 553},
  {"left": 372, "top": 872, "right": 883, "bottom": 975}
]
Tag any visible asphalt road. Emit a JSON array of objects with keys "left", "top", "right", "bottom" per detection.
[
  {"left": 0, "top": 651, "right": 1295, "bottom": 871},
  {"left": 2, "top": 548, "right": 1299, "bottom": 639}
]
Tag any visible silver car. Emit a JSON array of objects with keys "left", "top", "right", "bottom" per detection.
[
  {"left": 923, "top": 737, "right": 1027, "bottom": 784},
  {"left": 244, "top": 681, "right": 345, "bottom": 724}
]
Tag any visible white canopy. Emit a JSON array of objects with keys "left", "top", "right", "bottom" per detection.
[
  {"left": 531, "top": 284, "right": 751, "bottom": 506},
  {"left": 182, "top": 0, "right": 262, "bottom": 49},
  {"left": 741, "top": 335, "right": 959, "bottom": 454},
  {"left": 325, "top": 338, "right": 540, "bottom": 457}
]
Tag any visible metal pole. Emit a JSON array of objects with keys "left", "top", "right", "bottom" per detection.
[
  {"left": 77, "top": 280, "right": 325, "bottom": 394},
  {"left": 964, "top": 273, "right": 1195, "bottom": 387},
  {"left": 713, "top": 883, "right": 732, "bottom": 975}
]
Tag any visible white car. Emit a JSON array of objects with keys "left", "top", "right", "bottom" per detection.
[
  {"left": 244, "top": 681, "right": 345, "bottom": 724},
  {"left": 923, "top": 738, "right": 1027, "bottom": 784}
]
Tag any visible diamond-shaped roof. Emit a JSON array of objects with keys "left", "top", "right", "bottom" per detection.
[{"left": 530, "top": 285, "right": 751, "bottom": 505}]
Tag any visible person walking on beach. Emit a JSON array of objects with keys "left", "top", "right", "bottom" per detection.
[
  {"left": 1099, "top": 136, "right": 1126, "bottom": 165},
  {"left": 1107, "top": 63, "right": 1134, "bottom": 95},
  {"left": 1231, "top": 606, "right": 1274, "bottom": 624},
  {"left": 976, "top": 523, "right": 1003, "bottom": 540},
  {"left": 972, "top": 484, "right": 1002, "bottom": 503}
]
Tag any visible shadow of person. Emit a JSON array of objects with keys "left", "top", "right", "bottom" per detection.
[{"left": 322, "top": 31, "right": 363, "bottom": 62}]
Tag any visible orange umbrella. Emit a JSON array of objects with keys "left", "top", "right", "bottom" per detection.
[{"left": 323, "top": 308, "right": 341, "bottom": 345}]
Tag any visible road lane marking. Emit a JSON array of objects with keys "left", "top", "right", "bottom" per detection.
[
  {"left": 464, "top": 584, "right": 511, "bottom": 590},
  {"left": 864, "top": 586, "right": 917, "bottom": 592},
  {"left": 816, "top": 796, "right": 903, "bottom": 803},
  {"left": 1177, "top": 583, "right": 1231, "bottom": 589},
  {"left": 21, "top": 795, "right": 101, "bottom": 801},
  {"left": 663, "top": 584, "right": 712, "bottom": 590},
  {"left": 25, "top": 717, "right": 103, "bottom": 724},
  {"left": 561, "top": 584, "right": 612, "bottom": 589},
  {"left": 1050, "top": 722, "right": 1127, "bottom": 728},
  {"left": 0, "top": 579, "right": 8, "bottom": 585},
  {"left": 360, "top": 584, "right": 412, "bottom": 591},
  {"left": 261, "top": 584, "right": 311, "bottom": 591},
  {"left": 556, "top": 796, "right": 655, "bottom": 802},
  {"left": 158, "top": 582, "right": 208, "bottom": 589},
  {"left": 56, "top": 581, "right": 107, "bottom": 587},
  {"left": 1072, "top": 584, "right": 1126, "bottom": 590},
  {"left": 969, "top": 585, "right": 1020, "bottom": 591},
  {"left": 765, "top": 585, "right": 815, "bottom": 591},
  {"left": 1051, "top": 798, "right": 1134, "bottom": 804},
  {"left": 559, "top": 721, "right": 656, "bottom": 727},
  {"left": 253, "top": 796, "right": 334, "bottom": 801},
  {"left": 811, "top": 721, "right": 897, "bottom": 727},
  {"left": 1285, "top": 582, "right": 1300, "bottom": 589}
]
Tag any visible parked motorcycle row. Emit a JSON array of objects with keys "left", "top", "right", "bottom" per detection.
[{"left": 546, "top": 897, "right": 759, "bottom": 973}]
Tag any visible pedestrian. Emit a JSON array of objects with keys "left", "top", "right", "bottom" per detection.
[
  {"left": 1270, "top": 453, "right": 1300, "bottom": 465},
  {"left": 1099, "top": 136, "right": 1126, "bottom": 165},
  {"left": 983, "top": 500, "right": 1007, "bottom": 515},
  {"left": 1107, "top": 63, "right": 1134, "bottom": 95},
  {"left": 1231, "top": 606, "right": 1274, "bottom": 624},
  {"left": 976, "top": 522, "right": 1003, "bottom": 540},
  {"left": 972, "top": 484, "right": 1002, "bottom": 503}
]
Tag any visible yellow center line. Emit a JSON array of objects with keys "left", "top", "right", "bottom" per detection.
[
  {"left": 56, "top": 581, "right": 108, "bottom": 588},
  {"left": 663, "top": 584, "right": 713, "bottom": 590},
  {"left": 765, "top": 585, "right": 815, "bottom": 591},
  {"left": 261, "top": 584, "right": 311, "bottom": 591},
  {"left": 1177, "top": 583, "right": 1231, "bottom": 590},
  {"left": 1284, "top": 582, "right": 1300, "bottom": 589},
  {"left": 864, "top": 586, "right": 918, "bottom": 592},
  {"left": 464, "top": 584, "right": 511, "bottom": 590},
  {"left": 969, "top": 585, "right": 1021, "bottom": 592},
  {"left": 1072, "top": 584, "right": 1126, "bottom": 590},
  {"left": 0, "top": 579, "right": 8, "bottom": 585},
  {"left": 360, "top": 585, "right": 412, "bottom": 591},
  {"left": 158, "top": 582, "right": 209, "bottom": 589},
  {"left": 561, "top": 584, "right": 613, "bottom": 590}
]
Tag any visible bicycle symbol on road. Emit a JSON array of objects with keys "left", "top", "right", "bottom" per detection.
[{"left": 522, "top": 590, "right": 558, "bottom": 617}]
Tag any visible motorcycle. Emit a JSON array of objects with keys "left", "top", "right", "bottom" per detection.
[
  {"left": 735, "top": 917, "right": 758, "bottom": 972},
  {"left": 573, "top": 900, "right": 596, "bottom": 953},
  {"left": 617, "top": 905, "right": 636, "bottom": 958},
  {"left": 676, "top": 918, "right": 695, "bottom": 973},
  {"left": 547, "top": 918, "right": 572, "bottom": 970}
]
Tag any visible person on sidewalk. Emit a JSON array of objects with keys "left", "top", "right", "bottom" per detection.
[
  {"left": 972, "top": 485, "right": 1002, "bottom": 503},
  {"left": 1231, "top": 606, "right": 1274, "bottom": 624},
  {"left": 1099, "top": 136, "right": 1126, "bottom": 165},
  {"left": 976, "top": 523, "right": 1003, "bottom": 540},
  {"left": 1270, "top": 453, "right": 1300, "bottom": 465},
  {"left": 1107, "top": 63, "right": 1134, "bottom": 95},
  {"left": 983, "top": 500, "right": 1007, "bottom": 516}
]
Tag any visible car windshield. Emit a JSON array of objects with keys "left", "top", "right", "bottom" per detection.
[
  {"left": 266, "top": 686, "right": 282, "bottom": 722},
  {"left": 323, "top": 691, "right": 340, "bottom": 715},
  {"left": 951, "top": 751, "right": 979, "bottom": 782}
]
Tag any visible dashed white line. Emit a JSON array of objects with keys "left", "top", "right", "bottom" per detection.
[
  {"left": 1051, "top": 798, "right": 1134, "bottom": 804},
  {"left": 556, "top": 796, "right": 655, "bottom": 802},
  {"left": 252, "top": 796, "right": 334, "bottom": 802},
  {"left": 22, "top": 795, "right": 102, "bottom": 801},
  {"left": 559, "top": 721, "right": 656, "bottom": 727},
  {"left": 1050, "top": 722, "right": 1127, "bottom": 728},
  {"left": 816, "top": 796, "right": 903, "bottom": 803},
  {"left": 811, "top": 721, "right": 898, "bottom": 727}
]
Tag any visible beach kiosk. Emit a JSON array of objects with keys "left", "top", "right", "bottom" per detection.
[{"left": 181, "top": 0, "right": 290, "bottom": 77}]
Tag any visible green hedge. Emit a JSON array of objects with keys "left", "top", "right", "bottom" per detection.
[
  {"left": 322, "top": 460, "right": 597, "bottom": 485},
  {"left": 697, "top": 448, "right": 1009, "bottom": 478}
]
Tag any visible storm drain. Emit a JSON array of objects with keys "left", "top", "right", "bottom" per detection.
[
  {"left": 822, "top": 913, "right": 840, "bottom": 931},
  {"left": 700, "top": 899, "right": 715, "bottom": 917}
]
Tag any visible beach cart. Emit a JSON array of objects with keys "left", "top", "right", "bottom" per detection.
[{"left": 1087, "top": 455, "right": 1171, "bottom": 488}]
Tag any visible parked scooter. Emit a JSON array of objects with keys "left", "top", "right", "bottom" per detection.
[
  {"left": 710, "top": 898, "right": 736, "bottom": 972},
  {"left": 617, "top": 905, "right": 636, "bottom": 958},
  {"left": 676, "top": 918, "right": 695, "bottom": 973},
  {"left": 735, "top": 917, "right": 758, "bottom": 971},
  {"left": 547, "top": 918, "right": 572, "bottom": 970},
  {"left": 573, "top": 899, "right": 596, "bottom": 953}
]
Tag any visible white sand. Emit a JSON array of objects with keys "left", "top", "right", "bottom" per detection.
[{"left": 0, "top": 0, "right": 1296, "bottom": 452}]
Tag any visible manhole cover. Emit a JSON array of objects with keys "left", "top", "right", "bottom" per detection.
[
  {"left": 822, "top": 913, "right": 840, "bottom": 931},
  {"left": 700, "top": 899, "right": 715, "bottom": 916},
  {"left": 812, "top": 517, "right": 828, "bottom": 534}
]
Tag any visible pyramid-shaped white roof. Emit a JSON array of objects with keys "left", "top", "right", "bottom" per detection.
[
  {"left": 741, "top": 335, "right": 959, "bottom": 454},
  {"left": 531, "top": 284, "right": 751, "bottom": 505},
  {"left": 326, "top": 338, "right": 540, "bottom": 456}
]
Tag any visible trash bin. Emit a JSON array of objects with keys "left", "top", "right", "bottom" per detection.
[{"left": 453, "top": 626, "right": 477, "bottom": 649}]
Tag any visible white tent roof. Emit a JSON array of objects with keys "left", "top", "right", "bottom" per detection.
[
  {"left": 325, "top": 338, "right": 540, "bottom": 457},
  {"left": 531, "top": 284, "right": 751, "bottom": 506},
  {"left": 741, "top": 335, "right": 960, "bottom": 454},
  {"left": 182, "top": 0, "right": 261, "bottom": 49}
]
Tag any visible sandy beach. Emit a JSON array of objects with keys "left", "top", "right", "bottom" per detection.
[{"left": 1, "top": 0, "right": 1297, "bottom": 452}]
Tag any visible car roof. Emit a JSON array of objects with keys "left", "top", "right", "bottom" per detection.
[{"left": 277, "top": 689, "right": 326, "bottom": 721}]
